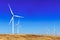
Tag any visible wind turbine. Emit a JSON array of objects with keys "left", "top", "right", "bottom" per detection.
[
  {"left": 47, "top": 24, "right": 50, "bottom": 35},
  {"left": 16, "top": 17, "right": 24, "bottom": 34},
  {"left": 16, "top": 20, "right": 20, "bottom": 34},
  {"left": 54, "top": 24, "right": 56, "bottom": 36},
  {"left": 8, "top": 3, "right": 24, "bottom": 34}
]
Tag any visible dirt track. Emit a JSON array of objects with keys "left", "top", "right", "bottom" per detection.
[{"left": 0, "top": 34, "right": 60, "bottom": 40}]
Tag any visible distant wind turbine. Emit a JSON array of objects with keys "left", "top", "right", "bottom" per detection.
[
  {"left": 8, "top": 3, "right": 24, "bottom": 34},
  {"left": 47, "top": 24, "right": 50, "bottom": 35},
  {"left": 54, "top": 25, "right": 56, "bottom": 36},
  {"left": 16, "top": 20, "right": 20, "bottom": 34},
  {"left": 16, "top": 18, "right": 24, "bottom": 34}
]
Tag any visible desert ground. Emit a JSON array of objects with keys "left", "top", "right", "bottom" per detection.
[{"left": 0, "top": 34, "right": 60, "bottom": 40}]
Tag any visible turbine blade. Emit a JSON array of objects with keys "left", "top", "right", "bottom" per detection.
[
  {"left": 14, "top": 15, "right": 24, "bottom": 18},
  {"left": 14, "top": 15, "right": 20, "bottom": 17},
  {"left": 9, "top": 17, "right": 13, "bottom": 25},
  {"left": 8, "top": 3, "right": 14, "bottom": 15}
]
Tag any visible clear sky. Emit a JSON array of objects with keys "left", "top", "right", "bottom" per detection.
[{"left": 0, "top": 0, "right": 60, "bottom": 35}]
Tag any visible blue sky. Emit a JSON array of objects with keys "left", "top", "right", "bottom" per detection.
[{"left": 0, "top": 0, "right": 60, "bottom": 35}]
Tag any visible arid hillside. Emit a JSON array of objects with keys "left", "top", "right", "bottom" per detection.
[{"left": 0, "top": 34, "right": 60, "bottom": 40}]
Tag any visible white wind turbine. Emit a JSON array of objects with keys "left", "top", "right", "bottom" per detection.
[
  {"left": 8, "top": 4, "right": 24, "bottom": 34},
  {"left": 16, "top": 18, "right": 24, "bottom": 34},
  {"left": 16, "top": 20, "right": 20, "bottom": 34},
  {"left": 54, "top": 24, "right": 56, "bottom": 36}
]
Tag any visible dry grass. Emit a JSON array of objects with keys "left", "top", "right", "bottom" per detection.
[{"left": 0, "top": 34, "right": 60, "bottom": 40}]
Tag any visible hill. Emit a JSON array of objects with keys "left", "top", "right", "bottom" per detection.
[{"left": 0, "top": 34, "right": 60, "bottom": 40}]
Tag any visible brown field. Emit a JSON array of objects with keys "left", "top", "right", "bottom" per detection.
[{"left": 0, "top": 34, "right": 60, "bottom": 40}]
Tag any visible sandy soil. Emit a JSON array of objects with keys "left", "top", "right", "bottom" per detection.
[{"left": 0, "top": 34, "right": 60, "bottom": 40}]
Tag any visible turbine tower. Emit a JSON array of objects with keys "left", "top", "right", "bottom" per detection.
[{"left": 8, "top": 3, "right": 24, "bottom": 34}]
